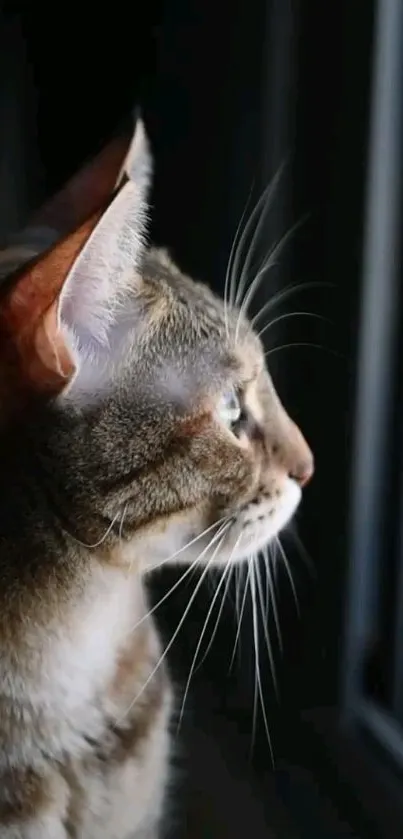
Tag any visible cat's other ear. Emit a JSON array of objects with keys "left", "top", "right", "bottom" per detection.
[
  {"left": 0, "top": 118, "right": 152, "bottom": 415},
  {"left": 30, "top": 127, "right": 134, "bottom": 236}
]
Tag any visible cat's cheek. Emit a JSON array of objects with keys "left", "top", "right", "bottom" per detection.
[{"left": 183, "top": 429, "right": 256, "bottom": 503}]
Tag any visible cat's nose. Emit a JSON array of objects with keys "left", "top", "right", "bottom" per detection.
[
  {"left": 276, "top": 417, "right": 314, "bottom": 488},
  {"left": 289, "top": 452, "right": 314, "bottom": 487},
  {"left": 286, "top": 421, "right": 314, "bottom": 487}
]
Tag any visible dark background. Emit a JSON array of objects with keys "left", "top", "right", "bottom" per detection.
[{"left": 1, "top": 1, "right": 397, "bottom": 837}]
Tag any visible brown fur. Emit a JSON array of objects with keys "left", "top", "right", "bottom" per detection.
[
  {"left": 0, "top": 769, "right": 48, "bottom": 824},
  {"left": 0, "top": 213, "right": 103, "bottom": 421}
]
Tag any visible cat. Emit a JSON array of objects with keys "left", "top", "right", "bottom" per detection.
[{"left": 0, "top": 118, "right": 313, "bottom": 838}]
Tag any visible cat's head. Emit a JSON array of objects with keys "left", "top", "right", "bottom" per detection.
[{"left": 0, "top": 120, "right": 313, "bottom": 572}]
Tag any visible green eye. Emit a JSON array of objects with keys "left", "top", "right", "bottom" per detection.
[{"left": 217, "top": 387, "right": 242, "bottom": 427}]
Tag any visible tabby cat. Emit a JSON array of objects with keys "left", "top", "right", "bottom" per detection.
[{"left": 0, "top": 119, "right": 313, "bottom": 838}]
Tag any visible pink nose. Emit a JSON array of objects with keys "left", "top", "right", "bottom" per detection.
[{"left": 289, "top": 453, "right": 314, "bottom": 487}]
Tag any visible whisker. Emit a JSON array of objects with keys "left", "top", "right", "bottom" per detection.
[
  {"left": 193, "top": 538, "right": 242, "bottom": 677},
  {"left": 265, "top": 341, "right": 346, "bottom": 362},
  {"left": 119, "top": 503, "right": 128, "bottom": 544},
  {"left": 177, "top": 543, "right": 239, "bottom": 729},
  {"left": 257, "top": 310, "right": 332, "bottom": 342},
  {"left": 185, "top": 561, "right": 205, "bottom": 590},
  {"left": 250, "top": 557, "right": 274, "bottom": 764},
  {"left": 205, "top": 567, "right": 219, "bottom": 597},
  {"left": 224, "top": 182, "right": 255, "bottom": 336},
  {"left": 234, "top": 563, "right": 243, "bottom": 626},
  {"left": 287, "top": 527, "right": 316, "bottom": 579},
  {"left": 263, "top": 548, "right": 283, "bottom": 654},
  {"left": 116, "top": 533, "right": 228, "bottom": 727},
  {"left": 229, "top": 175, "right": 281, "bottom": 311},
  {"left": 234, "top": 226, "right": 301, "bottom": 345},
  {"left": 255, "top": 556, "right": 279, "bottom": 700},
  {"left": 264, "top": 551, "right": 270, "bottom": 619},
  {"left": 233, "top": 165, "right": 287, "bottom": 309},
  {"left": 128, "top": 519, "right": 232, "bottom": 636},
  {"left": 193, "top": 562, "right": 236, "bottom": 677},
  {"left": 275, "top": 537, "right": 300, "bottom": 617},
  {"left": 148, "top": 515, "right": 230, "bottom": 574},
  {"left": 229, "top": 560, "right": 251, "bottom": 671},
  {"left": 207, "top": 563, "right": 237, "bottom": 611},
  {"left": 273, "top": 543, "right": 280, "bottom": 589},
  {"left": 235, "top": 215, "right": 304, "bottom": 328},
  {"left": 67, "top": 509, "right": 122, "bottom": 549},
  {"left": 235, "top": 244, "right": 280, "bottom": 342},
  {"left": 118, "top": 503, "right": 134, "bottom": 575},
  {"left": 250, "top": 280, "right": 335, "bottom": 328},
  {"left": 236, "top": 562, "right": 248, "bottom": 641},
  {"left": 250, "top": 557, "right": 259, "bottom": 758}
]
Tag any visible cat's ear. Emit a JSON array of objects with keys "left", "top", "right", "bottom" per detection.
[
  {"left": 31, "top": 128, "right": 133, "bottom": 236},
  {"left": 0, "top": 118, "right": 151, "bottom": 411},
  {"left": 59, "top": 117, "right": 151, "bottom": 351}
]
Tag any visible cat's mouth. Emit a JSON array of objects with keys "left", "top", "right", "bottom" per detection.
[
  {"left": 188, "top": 476, "right": 302, "bottom": 566},
  {"left": 242, "top": 478, "right": 301, "bottom": 553},
  {"left": 137, "top": 477, "right": 302, "bottom": 573}
]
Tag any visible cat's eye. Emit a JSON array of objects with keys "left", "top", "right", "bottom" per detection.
[{"left": 217, "top": 387, "right": 242, "bottom": 428}]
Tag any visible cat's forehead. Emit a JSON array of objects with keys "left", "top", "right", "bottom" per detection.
[
  {"left": 139, "top": 248, "right": 265, "bottom": 382},
  {"left": 65, "top": 247, "right": 267, "bottom": 417}
]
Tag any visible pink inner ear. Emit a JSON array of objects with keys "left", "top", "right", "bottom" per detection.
[
  {"left": 0, "top": 211, "right": 102, "bottom": 418},
  {"left": 1, "top": 212, "right": 102, "bottom": 335},
  {"left": 34, "top": 304, "right": 76, "bottom": 380}
]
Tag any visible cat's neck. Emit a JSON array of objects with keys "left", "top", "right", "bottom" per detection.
[{"left": 0, "top": 554, "right": 163, "bottom": 763}]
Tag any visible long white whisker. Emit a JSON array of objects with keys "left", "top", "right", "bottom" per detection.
[
  {"left": 263, "top": 547, "right": 283, "bottom": 654},
  {"left": 207, "top": 562, "right": 236, "bottom": 611},
  {"left": 255, "top": 556, "right": 279, "bottom": 700},
  {"left": 69, "top": 509, "right": 122, "bottom": 549},
  {"left": 235, "top": 217, "right": 309, "bottom": 348},
  {"left": 250, "top": 557, "right": 259, "bottom": 758},
  {"left": 250, "top": 280, "right": 333, "bottom": 328},
  {"left": 234, "top": 165, "right": 286, "bottom": 308},
  {"left": 234, "top": 562, "right": 246, "bottom": 632},
  {"left": 229, "top": 559, "right": 251, "bottom": 671},
  {"left": 224, "top": 183, "right": 255, "bottom": 335},
  {"left": 272, "top": 540, "right": 281, "bottom": 589},
  {"left": 230, "top": 182, "right": 274, "bottom": 309},
  {"left": 265, "top": 342, "right": 345, "bottom": 362},
  {"left": 193, "top": 536, "right": 242, "bottom": 677},
  {"left": 148, "top": 515, "right": 230, "bottom": 574},
  {"left": 235, "top": 243, "right": 280, "bottom": 346},
  {"left": 263, "top": 550, "right": 270, "bottom": 620},
  {"left": 115, "top": 534, "right": 228, "bottom": 727},
  {"left": 250, "top": 557, "right": 274, "bottom": 764},
  {"left": 119, "top": 503, "right": 128, "bottom": 544},
  {"left": 128, "top": 520, "right": 232, "bottom": 636},
  {"left": 205, "top": 566, "right": 219, "bottom": 597},
  {"left": 275, "top": 536, "right": 300, "bottom": 617},
  {"left": 119, "top": 503, "right": 135, "bottom": 575},
  {"left": 287, "top": 527, "right": 316, "bottom": 578},
  {"left": 235, "top": 216, "right": 303, "bottom": 328},
  {"left": 257, "top": 310, "right": 331, "bottom": 342},
  {"left": 177, "top": 543, "right": 239, "bottom": 729},
  {"left": 192, "top": 562, "right": 235, "bottom": 677}
]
